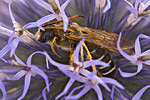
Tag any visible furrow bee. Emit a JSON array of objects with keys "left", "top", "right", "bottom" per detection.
[{"left": 34, "top": 15, "right": 134, "bottom": 77}]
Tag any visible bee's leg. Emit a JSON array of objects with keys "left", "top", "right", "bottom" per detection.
[
  {"left": 50, "top": 37, "right": 62, "bottom": 58},
  {"left": 82, "top": 42, "right": 97, "bottom": 72},
  {"left": 42, "top": 15, "right": 85, "bottom": 26}
]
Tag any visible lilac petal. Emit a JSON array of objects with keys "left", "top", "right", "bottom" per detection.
[
  {"left": 42, "top": 82, "right": 52, "bottom": 100},
  {"left": 0, "top": 44, "right": 10, "bottom": 58},
  {"left": 118, "top": 63, "right": 143, "bottom": 77},
  {"left": 33, "top": 0, "right": 54, "bottom": 13},
  {"left": 140, "top": 1, "right": 150, "bottom": 12},
  {"left": 7, "top": 70, "right": 26, "bottom": 80},
  {"left": 84, "top": 60, "right": 109, "bottom": 68},
  {"left": 124, "top": 0, "right": 134, "bottom": 8},
  {"left": 61, "top": 0, "right": 71, "bottom": 11},
  {"left": 117, "top": 32, "right": 136, "bottom": 62},
  {"left": 14, "top": 54, "right": 26, "bottom": 66},
  {"left": 8, "top": 0, "right": 15, "bottom": 22},
  {"left": 74, "top": 38, "right": 85, "bottom": 65},
  {"left": 139, "top": 34, "right": 150, "bottom": 39},
  {"left": 18, "top": 72, "right": 31, "bottom": 100},
  {"left": 0, "top": 80, "right": 7, "bottom": 100},
  {"left": 140, "top": 50, "right": 150, "bottom": 56},
  {"left": 65, "top": 86, "right": 91, "bottom": 100},
  {"left": 8, "top": 31, "right": 15, "bottom": 48},
  {"left": 24, "top": 14, "right": 57, "bottom": 30},
  {"left": 101, "top": 77, "right": 124, "bottom": 89},
  {"left": 135, "top": 34, "right": 141, "bottom": 56},
  {"left": 56, "top": 78, "right": 75, "bottom": 99},
  {"left": 103, "top": 0, "right": 111, "bottom": 13},
  {"left": 10, "top": 37, "right": 21, "bottom": 57},
  {"left": 93, "top": 85, "right": 103, "bottom": 100},
  {"left": 111, "top": 86, "right": 115, "bottom": 100},
  {"left": 143, "top": 60, "right": 150, "bottom": 65},
  {"left": 132, "top": 85, "right": 150, "bottom": 100},
  {"left": 59, "top": 12, "right": 69, "bottom": 32},
  {"left": 54, "top": 0, "right": 61, "bottom": 9},
  {"left": 68, "top": 85, "right": 85, "bottom": 96},
  {"left": 31, "top": 67, "right": 50, "bottom": 92},
  {"left": 0, "top": 25, "right": 13, "bottom": 36}
]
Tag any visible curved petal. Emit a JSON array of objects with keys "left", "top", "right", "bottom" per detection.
[
  {"left": 124, "top": 0, "right": 134, "bottom": 8},
  {"left": 101, "top": 77, "right": 124, "bottom": 89},
  {"left": 103, "top": 0, "right": 111, "bottom": 13},
  {"left": 31, "top": 67, "right": 49, "bottom": 92},
  {"left": 84, "top": 60, "right": 109, "bottom": 68},
  {"left": 54, "top": 0, "right": 61, "bottom": 10},
  {"left": 140, "top": 1, "right": 150, "bottom": 12},
  {"left": 132, "top": 85, "right": 150, "bottom": 100},
  {"left": 10, "top": 37, "right": 21, "bottom": 57},
  {"left": 68, "top": 85, "right": 85, "bottom": 96},
  {"left": 24, "top": 14, "right": 57, "bottom": 30},
  {"left": 111, "top": 86, "right": 115, "bottom": 100},
  {"left": 117, "top": 32, "right": 136, "bottom": 62},
  {"left": 42, "top": 82, "right": 52, "bottom": 100},
  {"left": 143, "top": 60, "right": 150, "bottom": 65},
  {"left": 0, "top": 80, "right": 7, "bottom": 100},
  {"left": 0, "top": 25, "right": 13, "bottom": 36},
  {"left": 118, "top": 63, "right": 143, "bottom": 77},
  {"left": 33, "top": 0, "right": 54, "bottom": 13},
  {"left": 61, "top": 0, "right": 71, "bottom": 11},
  {"left": 59, "top": 12, "right": 69, "bottom": 32},
  {"left": 18, "top": 72, "right": 31, "bottom": 100},
  {"left": 140, "top": 50, "right": 150, "bottom": 56},
  {"left": 65, "top": 86, "right": 91, "bottom": 100},
  {"left": 135, "top": 34, "right": 141, "bottom": 56},
  {"left": 56, "top": 78, "right": 75, "bottom": 99},
  {"left": 0, "top": 44, "right": 10, "bottom": 58},
  {"left": 7, "top": 70, "right": 26, "bottom": 80},
  {"left": 8, "top": 0, "right": 15, "bottom": 22},
  {"left": 14, "top": 54, "right": 26, "bottom": 66},
  {"left": 74, "top": 38, "right": 85, "bottom": 65},
  {"left": 93, "top": 85, "right": 103, "bottom": 100}
]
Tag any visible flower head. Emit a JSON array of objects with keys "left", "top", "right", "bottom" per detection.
[
  {"left": 117, "top": 32, "right": 150, "bottom": 77},
  {"left": 124, "top": 0, "right": 150, "bottom": 25},
  {"left": 7, "top": 54, "right": 49, "bottom": 100},
  {"left": 23, "top": 0, "right": 71, "bottom": 32}
]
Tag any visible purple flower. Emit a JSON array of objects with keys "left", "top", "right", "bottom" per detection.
[
  {"left": 0, "top": 0, "right": 34, "bottom": 58},
  {"left": 23, "top": 0, "right": 71, "bottom": 32},
  {"left": 124, "top": 0, "right": 150, "bottom": 25},
  {"left": 0, "top": 80, "right": 7, "bottom": 100},
  {"left": 132, "top": 85, "right": 150, "bottom": 100},
  {"left": 65, "top": 70, "right": 124, "bottom": 100},
  {"left": 42, "top": 82, "right": 52, "bottom": 100},
  {"left": 7, "top": 54, "right": 49, "bottom": 100},
  {"left": 117, "top": 32, "right": 150, "bottom": 77},
  {"left": 95, "top": 0, "right": 111, "bottom": 13}
]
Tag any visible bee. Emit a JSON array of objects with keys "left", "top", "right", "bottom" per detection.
[{"left": 34, "top": 15, "right": 134, "bottom": 77}]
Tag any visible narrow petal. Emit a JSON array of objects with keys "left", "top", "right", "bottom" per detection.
[
  {"left": 42, "top": 82, "right": 52, "bottom": 100},
  {"left": 33, "top": 0, "right": 54, "bottom": 13},
  {"left": 124, "top": 0, "right": 134, "bottom": 8},
  {"left": 54, "top": 0, "right": 61, "bottom": 9},
  {"left": 65, "top": 86, "right": 91, "bottom": 100},
  {"left": 14, "top": 54, "right": 26, "bottom": 66},
  {"left": 59, "top": 12, "right": 69, "bottom": 32},
  {"left": 84, "top": 60, "right": 109, "bottom": 68},
  {"left": 118, "top": 63, "right": 143, "bottom": 77},
  {"left": 140, "top": 50, "right": 150, "bottom": 56},
  {"left": 132, "top": 85, "right": 150, "bottom": 100},
  {"left": 74, "top": 38, "right": 85, "bottom": 65},
  {"left": 140, "top": 1, "right": 150, "bottom": 12},
  {"left": 10, "top": 37, "right": 21, "bottom": 57},
  {"left": 31, "top": 67, "right": 50, "bottom": 92},
  {"left": 61, "top": 0, "right": 71, "bottom": 11},
  {"left": 24, "top": 14, "right": 57, "bottom": 30},
  {"left": 93, "top": 85, "right": 103, "bottom": 100},
  {"left": 111, "top": 86, "right": 115, "bottom": 100},
  {"left": 7, "top": 70, "right": 26, "bottom": 80},
  {"left": 143, "top": 60, "right": 150, "bottom": 65},
  {"left": 0, "top": 44, "right": 10, "bottom": 58},
  {"left": 103, "top": 0, "right": 111, "bottom": 13},
  {"left": 101, "top": 77, "right": 124, "bottom": 89},
  {"left": 135, "top": 34, "right": 141, "bottom": 56},
  {"left": 56, "top": 78, "right": 75, "bottom": 99},
  {"left": 8, "top": 0, "right": 15, "bottom": 22},
  {"left": 68, "top": 85, "right": 85, "bottom": 96},
  {"left": 117, "top": 32, "right": 136, "bottom": 62},
  {"left": 0, "top": 25, "right": 13, "bottom": 36},
  {"left": 18, "top": 72, "right": 31, "bottom": 100},
  {"left": 0, "top": 80, "right": 7, "bottom": 100}
]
